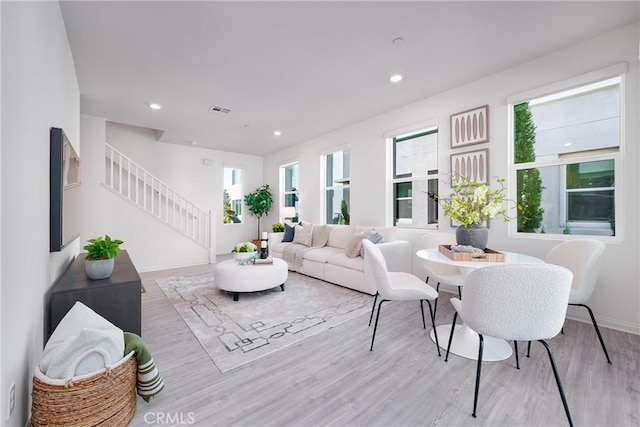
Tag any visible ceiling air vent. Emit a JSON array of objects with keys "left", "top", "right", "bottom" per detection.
[{"left": 210, "top": 105, "right": 231, "bottom": 114}]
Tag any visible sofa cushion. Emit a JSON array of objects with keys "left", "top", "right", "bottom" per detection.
[
  {"left": 346, "top": 231, "right": 365, "bottom": 258},
  {"left": 356, "top": 225, "right": 397, "bottom": 242},
  {"left": 360, "top": 229, "right": 386, "bottom": 257},
  {"left": 271, "top": 240, "right": 289, "bottom": 254},
  {"left": 282, "top": 223, "right": 295, "bottom": 242},
  {"left": 293, "top": 223, "right": 313, "bottom": 246},
  {"left": 326, "top": 226, "right": 354, "bottom": 249},
  {"left": 303, "top": 246, "right": 344, "bottom": 263},
  {"left": 311, "top": 224, "right": 331, "bottom": 247},
  {"left": 327, "top": 253, "right": 365, "bottom": 272}
]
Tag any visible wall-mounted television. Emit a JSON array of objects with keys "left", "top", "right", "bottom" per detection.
[{"left": 50, "top": 127, "right": 81, "bottom": 252}]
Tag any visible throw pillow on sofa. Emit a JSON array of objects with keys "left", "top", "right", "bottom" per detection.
[
  {"left": 360, "top": 229, "right": 386, "bottom": 257},
  {"left": 282, "top": 223, "right": 296, "bottom": 242},
  {"left": 311, "top": 224, "right": 331, "bottom": 247},
  {"left": 346, "top": 231, "right": 365, "bottom": 258},
  {"left": 293, "top": 223, "right": 313, "bottom": 246}
]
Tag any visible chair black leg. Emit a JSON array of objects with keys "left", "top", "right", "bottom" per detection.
[
  {"left": 538, "top": 340, "right": 574, "bottom": 427},
  {"left": 458, "top": 286, "right": 462, "bottom": 299},
  {"left": 445, "top": 312, "right": 458, "bottom": 362},
  {"left": 368, "top": 292, "right": 379, "bottom": 327},
  {"left": 514, "top": 340, "right": 520, "bottom": 369},
  {"left": 571, "top": 303, "right": 612, "bottom": 364},
  {"left": 527, "top": 340, "right": 531, "bottom": 357},
  {"left": 472, "top": 334, "right": 484, "bottom": 418},
  {"left": 425, "top": 300, "right": 441, "bottom": 357},
  {"left": 370, "top": 299, "right": 388, "bottom": 351},
  {"left": 431, "top": 281, "right": 440, "bottom": 320}
]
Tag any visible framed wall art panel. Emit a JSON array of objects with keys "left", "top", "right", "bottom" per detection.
[
  {"left": 450, "top": 105, "right": 489, "bottom": 148},
  {"left": 450, "top": 149, "right": 489, "bottom": 184}
]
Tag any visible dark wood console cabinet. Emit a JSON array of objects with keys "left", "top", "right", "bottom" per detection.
[{"left": 49, "top": 250, "right": 141, "bottom": 338}]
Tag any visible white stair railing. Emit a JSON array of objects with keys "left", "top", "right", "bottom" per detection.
[{"left": 104, "top": 143, "right": 212, "bottom": 250}]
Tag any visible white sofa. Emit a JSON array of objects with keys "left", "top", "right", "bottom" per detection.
[{"left": 268, "top": 225, "right": 412, "bottom": 295}]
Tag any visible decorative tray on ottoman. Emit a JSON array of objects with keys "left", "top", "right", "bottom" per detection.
[{"left": 438, "top": 245, "right": 505, "bottom": 262}]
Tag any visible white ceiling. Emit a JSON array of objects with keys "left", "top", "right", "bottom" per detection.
[{"left": 60, "top": 1, "right": 639, "bottom": 156}]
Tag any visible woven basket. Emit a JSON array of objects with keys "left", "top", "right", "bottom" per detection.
[{"left": 31, "top": 350, "right": 137, "bottom": 426}]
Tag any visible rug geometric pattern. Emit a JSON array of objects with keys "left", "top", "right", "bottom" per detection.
[{"left": 156, "top": 270, "right": 372, "bottom": 373}]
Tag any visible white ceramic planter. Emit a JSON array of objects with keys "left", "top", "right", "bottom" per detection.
[
  {"left": 85, "top": 257, "right": 115, "bottom": 280},
  {"left": 234, "top": 252, "right": 257, "bottom": 262}
]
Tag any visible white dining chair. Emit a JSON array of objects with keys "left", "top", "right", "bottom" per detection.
[
  {"left": 420, "top": 232, "right": 463, "bottom": 318},
  {"left": 541, "top": 239, "right": 611, "bottom": 364},
  {"left": 447, "top": 264, "right": 574, "bottom": 426},
  {"left": 363, "top": 240, "right": 440, "bottom": 355}
]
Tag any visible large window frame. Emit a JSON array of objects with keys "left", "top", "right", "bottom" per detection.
[
  {"left": 322, "top": 148, "right": 350, "bottom": 224},
  {"left": 507, "top": 64, "right": 625, "bottom": 241},
  {"left": 387, "top": 124, "right": 439, "bottom": 229}
]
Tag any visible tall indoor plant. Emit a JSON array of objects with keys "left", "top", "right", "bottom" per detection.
[{"left": 244, "top": 184, "right": 273, "bottom": 240}]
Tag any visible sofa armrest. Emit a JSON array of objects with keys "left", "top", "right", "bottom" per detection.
[
  {"left": 268, "top": 232, "right": 284, "bottom": 247},
  {"left": 377, "top": 240, "right": 412, "bottom": 273}
]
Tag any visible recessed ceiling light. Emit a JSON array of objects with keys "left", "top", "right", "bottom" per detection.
[
  {"left": 273, "top": 131, "right": 282, "bottom": 136},
  {"left": 390, "top": 74, "right": 403, "bottom": 83},
  {"left": 392, "top": 37, "right": 404, "bottom": 46},
  {"left": 190, "top": 141, "right": 197, "bottom": 145},
  {"left": 564, "top": 142, "right": 572, "bottom": 147},
  {"left": 149, "top": 103, "right": 162, "bottom": 110}
]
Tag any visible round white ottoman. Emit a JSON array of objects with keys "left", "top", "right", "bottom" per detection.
[{"left": 214, "top": 257, "right": 288, "bottom": 301}]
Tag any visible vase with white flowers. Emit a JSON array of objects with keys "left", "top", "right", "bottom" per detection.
[{"left": 429, "top": 177, "right": 513, "bottom": 250}]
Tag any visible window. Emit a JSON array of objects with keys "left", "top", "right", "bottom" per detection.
[
  {"left": 391, "top": 127, "right": 439, "bottom": 228},
  {"left": 280, "top": 162, "right": 299, "bottom": 221},
  {"left": 223, "top": 167, "right": 243, "bottom": 224},
  {"left": 510, "top": 73, "right": 622, "bottom": 237},
  {"left": 323, "top": 149, "right": 350, "bottom": 224}
]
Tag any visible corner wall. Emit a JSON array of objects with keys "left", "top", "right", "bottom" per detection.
[
  {"left": 1, "top": 2, "right": 80, "bottom": 425},
  {"left": 264, "top": 23, "right": 640, "bottom": 334}
]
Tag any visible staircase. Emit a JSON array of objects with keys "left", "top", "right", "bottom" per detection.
[{"left": 104, "top": 143, "right": 212, "bottom": 254}]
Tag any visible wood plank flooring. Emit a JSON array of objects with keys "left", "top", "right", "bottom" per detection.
[{"left": 129, "top": 262, "right": 640, "bottom": 427}]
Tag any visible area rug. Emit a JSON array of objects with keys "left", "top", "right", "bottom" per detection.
[{"left": 156, "top": 271, "right": 371, "bottom": 373}]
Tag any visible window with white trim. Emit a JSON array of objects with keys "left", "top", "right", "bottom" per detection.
[
  {"left": 280, "top": 162, "right": 299, "bottom": 222},
  {"left": 510, "top": 74, "right": 622, "bottom": 237},
  {"left": 323, "top": 149, "right": 350, "bottom": 224},
  {"left": 391, "top": 128, "right": 439, "bottom": 228},
  {"left": 223, "top": 167, "right": 243, "bottom": 224}
]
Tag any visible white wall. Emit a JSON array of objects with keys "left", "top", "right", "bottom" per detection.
[
  {"left": 264, "top": 23, "right": 640, "bottom": 334},
  {"left": 1, "top": 2, "right": 80, "bottom": 425},
  {"left": 81, "top": 119, "right": 264, "bottom": 271}
]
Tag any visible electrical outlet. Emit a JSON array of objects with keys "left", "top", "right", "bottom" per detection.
[{"left": 7, "top": 382, "right": 15, "bottom": 419}]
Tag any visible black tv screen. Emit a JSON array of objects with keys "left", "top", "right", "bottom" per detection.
[{"left": 50, "top": 127, "right": 81, "bottom": 252}]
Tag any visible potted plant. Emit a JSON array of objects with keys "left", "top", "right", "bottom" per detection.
[
  {"left": 244, "top": 184, "right": 273, "bottom": 242},
  {"left": 83, "top": 234, "right": 124, "bottom": 280},
  {"left": 429, "top": 177, "right": 515, "bottom": 250},
  {"left": 272, "top": 222, "right": 285, "bottom": 232},
  {"left": 231, "top": 241, "right": 258, "bottom": 262}
]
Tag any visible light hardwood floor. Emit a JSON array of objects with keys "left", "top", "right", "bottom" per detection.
[{"left": 130, "top": 262, "right": 639, "bottom": 427}]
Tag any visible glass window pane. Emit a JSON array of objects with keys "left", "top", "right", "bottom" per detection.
[
  {"left": 566, "top": 160, "right": 614, "bottom": 189},
  {"left": 326, "top": 188, "right": 350, "bottom": 224},
  {"left": 568, "top": 190, "right": 614, "bottom": 222},
  {"left": 223, "top": 167, "right": 242, "bottom": 224},
  {"left": 326, "top": 150, "right": 350, "bottom": 187},
  {"left": 285, "top": 164, "right": 298, "bottom": 192},
  {"left": 394, "top": 132, "right": 438, "bottom": 178},
  {"left": 517, "top": 163, "right": 614, "bottom": 235},
  {"left": 515, "top": 78, "right": 620, "bottom": 164}
]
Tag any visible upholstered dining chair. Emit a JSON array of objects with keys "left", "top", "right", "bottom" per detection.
[
  {"left": 447, "top": 264, "right": 574, "bottom": 426},
  {"left": 363, "top": 240, "right": 441, "bottom": 355},
  {"left": 420, "top": 232, "right": 463, "bottom": 318},
  {"left": 540, "top": 239, "right": 611, "bottom": 364}
]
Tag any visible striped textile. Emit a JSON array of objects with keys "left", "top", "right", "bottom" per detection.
[{"left": 124, "top": 332, "right": 165, "bottom": 402}]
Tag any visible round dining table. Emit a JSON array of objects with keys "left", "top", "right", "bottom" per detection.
[{"left": 416, "top": 247, "right": 544, "bottom": 361}]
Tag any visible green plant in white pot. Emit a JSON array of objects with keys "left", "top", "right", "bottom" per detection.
[
  {"left": 231, "top": 241, "right": 257, "bottom": 262},
  {"left": 83, "top": 235, "right": 124, "bottom": 280}
]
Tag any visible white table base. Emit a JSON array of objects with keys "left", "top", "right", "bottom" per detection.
[{"left": 430, "top": 323, "right": 513, "bottom": 361}]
